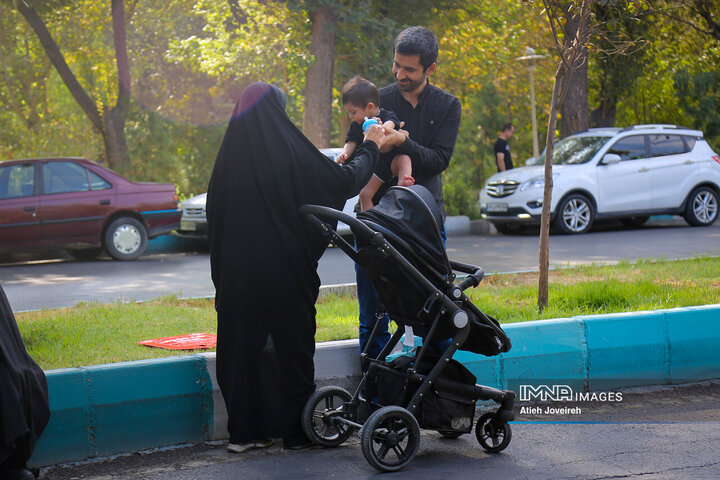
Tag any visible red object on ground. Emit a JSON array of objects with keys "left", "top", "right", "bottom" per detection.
[{"left": 138, "top": 333, "right": 217, "bottom": 350}]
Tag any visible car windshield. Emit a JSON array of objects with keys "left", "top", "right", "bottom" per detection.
[{"left": 533, "top": 136, "right": 609, "bottom": 165}]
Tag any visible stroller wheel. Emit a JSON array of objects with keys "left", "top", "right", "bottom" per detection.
[
  {"left": 301, "top": 386, "right": 355, "bottom": 447},
  {"left": 361, "top": 406, "right": 420, "bottom": 472},
  {"left": 438, "top": 430, "right": 463, "bottom": 439},
  {"left": 475, "top": 412, "right": 512, "bottom": 453}
]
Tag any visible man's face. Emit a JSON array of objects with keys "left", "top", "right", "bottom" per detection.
[{"left": 392, "top": 53, "right": 435, "bottom": 93}]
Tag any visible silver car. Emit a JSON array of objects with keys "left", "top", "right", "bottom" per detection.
[
  {"left": 176, "top": 148, "right": 359, "bottom": 238},
  {"left": 479, "top": 124, "right": 720, "bottom": 234}
]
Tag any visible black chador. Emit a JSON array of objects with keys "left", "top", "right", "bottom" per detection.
[
  {"left": 206, "top": 83, "right": 379, "bottom": 447},
  {"left": 0, "top": 284, "right": 50, "bottom": 479}
]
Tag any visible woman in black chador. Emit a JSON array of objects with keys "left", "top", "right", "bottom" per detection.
[
  {"left": 207, "top": 82, "right": 384, "bottom": 452},
  {"left": 0, "top": 284, "right": 50, "bottom": 480}
]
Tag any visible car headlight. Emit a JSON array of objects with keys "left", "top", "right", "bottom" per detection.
[
  {"left": 519, "top": 175, "right": 545, "bottom": 191},
  {"left": 519, "top": 174, "right": 558, "bottom": 191}
]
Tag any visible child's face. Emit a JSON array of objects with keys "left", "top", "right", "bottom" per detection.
[{"left": 344, "top": 102, "right": 376, "bottom": 125}]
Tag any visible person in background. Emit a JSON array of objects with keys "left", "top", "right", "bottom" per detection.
[{"left": 494, "top": 122, "right": 515, "bottom": 172}]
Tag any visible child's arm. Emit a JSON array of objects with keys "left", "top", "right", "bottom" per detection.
[
  {"left": 336, "top": 141, "right": 358, "bottom": 164},
  {"left": 358, "top": 175, "right": 385, "bottom": 211}
]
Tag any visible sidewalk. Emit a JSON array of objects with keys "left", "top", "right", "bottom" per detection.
[{"left": 40, "top": 381, "right": 720, "bottom": 479}]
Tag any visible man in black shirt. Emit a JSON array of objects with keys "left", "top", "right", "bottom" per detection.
[
  {"left": 356, "top": 26, "right": 462, "bottom": 359},
  {"left": 494, "top": 122, "right": 515, "bottom": 172}
]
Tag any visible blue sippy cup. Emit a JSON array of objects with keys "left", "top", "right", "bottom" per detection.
[{"left": 362, "top": 117, "right": 380, "bottom": 132}]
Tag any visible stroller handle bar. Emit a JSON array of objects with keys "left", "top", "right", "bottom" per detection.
[
  {"left": 300, "top": 204, "right": 469, "bottom": 321},
  {"left": 299, "top": 204, "right": 379, "bottom": 244}
]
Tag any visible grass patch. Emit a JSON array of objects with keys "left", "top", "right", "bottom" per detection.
[{"left": 16, "top": 255, "right": 720, "bottom": 370}]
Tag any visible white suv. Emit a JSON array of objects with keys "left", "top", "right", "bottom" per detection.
[{"left": 479, "top": 125, "right": 720, "bottom": 234}]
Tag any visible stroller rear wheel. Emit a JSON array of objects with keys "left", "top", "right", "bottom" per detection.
[
  {"left": 361, "top": 406, "right": 420, "bottom": 472},
  {"left": 475, "top": 412, "right": 512, "bottom": 453},
  {"left": 301, "top": 386, "right": 355, "bottom": 447}
]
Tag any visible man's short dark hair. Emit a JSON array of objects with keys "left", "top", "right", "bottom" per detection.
[
  {"left": 341, "top": 76, "right": 379, "bottom": 107},
  {"left": 502, "top": 122, "right": 514, "bottom": 132},
  {"left": 394, "top": 26, "right": 439, "bottom": 71}
]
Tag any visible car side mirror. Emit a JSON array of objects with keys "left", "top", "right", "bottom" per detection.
[{"left": 602, "top": 153, "right": 621, "bottom": 165}]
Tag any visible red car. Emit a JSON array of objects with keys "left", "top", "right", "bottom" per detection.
[{"left": 0, "top": 157, "right": 181, "bottom": 261}]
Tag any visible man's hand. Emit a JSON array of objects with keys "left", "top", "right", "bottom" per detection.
[
  {"left": 336, "top": 152, "right": 348, "bottom": 164},
  {"left": 382, "top": 125, "right": 408, "bottom": 150}
]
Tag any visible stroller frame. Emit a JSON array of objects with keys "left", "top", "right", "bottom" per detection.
[{"left": 299, "top": 198, "right": 515, "bottom": 472}]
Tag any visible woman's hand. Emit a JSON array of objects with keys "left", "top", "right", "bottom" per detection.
[{"left": 363, "top": 123, "right": 386, "bottom": 149}]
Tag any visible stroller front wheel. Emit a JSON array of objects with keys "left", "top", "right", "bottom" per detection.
[
  {"left": 361, "top": 406, "right": 421, "bottom": 472},
  {"left": 301, "top": 386, "right": 355, "bottom": 447},
  {"left": 475, "top": 411, "right": 512, "bottom": 453}
]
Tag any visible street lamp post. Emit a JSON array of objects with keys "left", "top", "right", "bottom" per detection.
[{"left": 515, "top": 47, "right": 546, "bottom": 162}]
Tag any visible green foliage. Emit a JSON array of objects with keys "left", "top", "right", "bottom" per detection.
[
  {"left": 2, "top": 0, "right": 719, "bottom": 211},
  {"left": 123, "top": 101, "right": 225, "bottom": 194},
  {"left": 675, "top": 66, "right": 720, "bottom": 146}
]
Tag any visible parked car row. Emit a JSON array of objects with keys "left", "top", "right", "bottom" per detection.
[
  {"left": 0, "top": 157, "right": 181, "bottom": 261},
  {"left": 480, "top": 124, "right": 720, "bottom": 234}
]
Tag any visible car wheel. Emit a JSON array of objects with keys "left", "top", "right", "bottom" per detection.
[
  {"left": 104, "top": 217, "right": 148, "bottom": 261},
  {"left": 619, "top": 216, "right": 649, "bottom": 228},
  {"left": 67, "top": 247, "right": 103, "bottom": 261},
  {"left": 683, "top": 186, "right": 719, "bottom": 226},
  {"left": 554, "top": 194, "right": 595, "bottom": 234}
]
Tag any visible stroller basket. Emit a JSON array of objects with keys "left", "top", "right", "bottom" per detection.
[{"left": 298, "top": 185, "right": 516, "bottom": 472}]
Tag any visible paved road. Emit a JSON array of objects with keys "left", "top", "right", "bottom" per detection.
[
  {"left": 2, "top": 216, "right": 719, "bottom": 311},
  {"left": 41, "top": 381, "right": 720, "bottom": 480}
]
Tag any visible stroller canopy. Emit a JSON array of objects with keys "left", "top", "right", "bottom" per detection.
[{"left": 358, "top": 185, "right": 450, "bottom": 277}]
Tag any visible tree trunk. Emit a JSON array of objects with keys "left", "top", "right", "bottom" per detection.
[
  {"left": 107, "top": 0, "right": 131, "bottom": 171},
  {"left": 303, "top": 4, "right": 336, "bottom": 148},
  {"left": 559, "top": 5, "right": 589, "bottom": 138},
  {"left": 538, "top": 65, "right": 566, "bottom": 311},
  {"left": 560, "top": 59, "right": 588, "bottom": 137}
]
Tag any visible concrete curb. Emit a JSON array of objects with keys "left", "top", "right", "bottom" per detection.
[{"left": 30, "top": 304, "right": 720, "bottom": 468}]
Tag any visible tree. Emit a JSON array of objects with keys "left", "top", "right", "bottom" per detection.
[
  {"left": 534, "top": 0, "right": 649, "bottom": 310},
  {"left": 303, "top": 3, "right": 336, "bottom": 147},
  {"left": 15, "top": 0, "right": 132, "bottom": 170},
  {"left": 558, "top": 2, "right": 590, "bottom": 138},
  {"left": 535, "top": 0, "right": 594, "bottom": 310}
]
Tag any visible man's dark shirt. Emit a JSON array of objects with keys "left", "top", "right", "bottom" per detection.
[
  {"left": 494, "top": 137, "right": 513, "bottom": 171},
  {"left": 377, "top": 81, "right": 461, "bottom": 222}
]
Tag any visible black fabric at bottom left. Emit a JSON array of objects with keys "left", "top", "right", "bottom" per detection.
[{"left": 0, "top": 283, "right": 50, "bottom": 476}]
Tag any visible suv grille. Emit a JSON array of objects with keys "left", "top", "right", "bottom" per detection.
[{"left": 486, "top": 180, "right": 519, "bottom": 198}]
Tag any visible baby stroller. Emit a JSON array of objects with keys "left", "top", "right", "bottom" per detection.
[{"left": 299, "top": 185, "right": 515, "bottom": 472}]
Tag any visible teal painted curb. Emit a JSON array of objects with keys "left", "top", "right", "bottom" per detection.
[
  {"left": 29, "top": 354, "right": 213, "bottom": 467},
  {"left": 456, "top": 305, "right": 720, "bottom": 393},
  {"left": 28, "top": 305, "right": 720, "bottom": 468}
]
